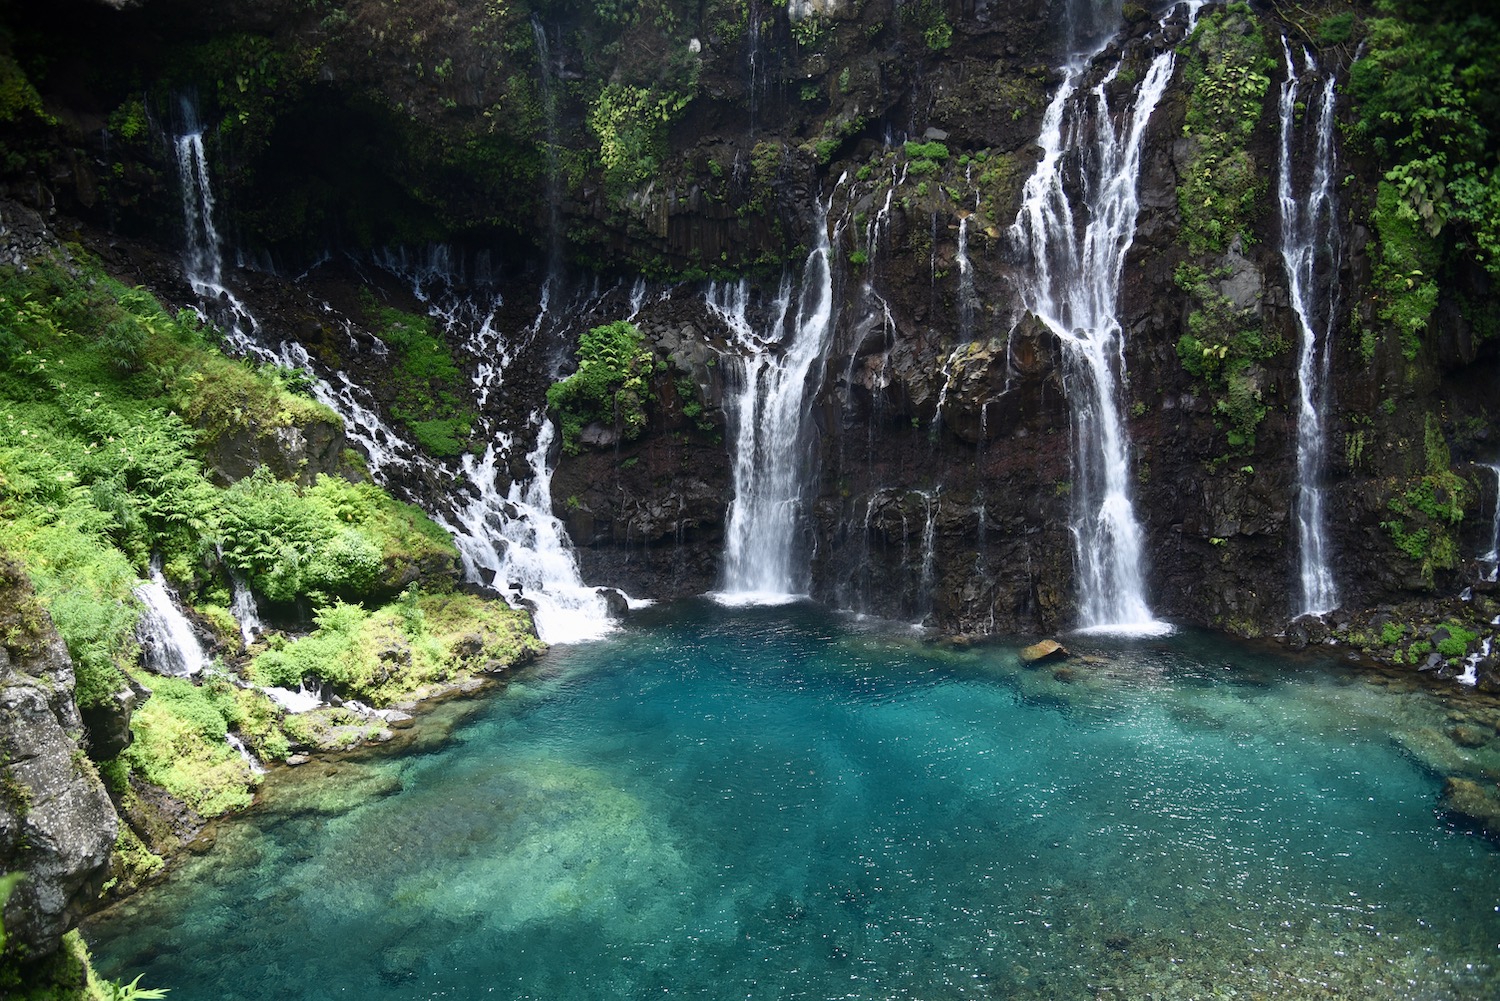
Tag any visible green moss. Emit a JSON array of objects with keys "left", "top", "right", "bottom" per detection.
[
  {"left": 1173, "top": 265, "right": 1277, "bottom": 452},
  {"left": 365, "top": 297, "right": 473, "bottom": 457},
  {"left": 1437, "top": 624, "right": 1477, "bottom": 659},
  {"left": 1370, "top": 180, "right": 1441, "bottom": 358},
  {"left": 0, "top": 52, "right": 52, "bottom": 126},
  {"left": 2, "top": 929, "right": 111, "bottom": 1001},
  {"left": 118, "top": 675, "right": 257, "bottom": 817},
  {"left": 1382, "top": 414, "right": 1468, "bottom": 583}
]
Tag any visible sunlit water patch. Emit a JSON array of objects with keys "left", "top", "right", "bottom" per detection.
[{"left": 87, "top": 603, "right": 1500, "bottom": 999}]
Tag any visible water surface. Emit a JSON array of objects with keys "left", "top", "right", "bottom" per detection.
[{"left": 88, "top": 602, "right": 1500, "bottom": 999}]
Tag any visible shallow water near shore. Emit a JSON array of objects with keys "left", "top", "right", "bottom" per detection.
[{"left": 87, "top": 601, "right": 1500, "bottom": 999}]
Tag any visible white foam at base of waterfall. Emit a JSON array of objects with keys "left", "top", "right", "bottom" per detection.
[{"left": 440, "top": 421, "right": 616, "bottom": 646}]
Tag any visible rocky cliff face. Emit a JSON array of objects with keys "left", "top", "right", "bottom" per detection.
[
  {"left": 1, "top": 0, "right": 1496, "bottom": 649},
  {"left": 0, "top": 556, "right": 118, "bottom": 967}
]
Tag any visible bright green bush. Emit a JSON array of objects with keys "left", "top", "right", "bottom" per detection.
[
  {"left": 1437, "top": 625, "right": 1477, "bottom": 659},
  {"left": 218, "top": 471, "right": 454, "bottom": 603},
  {"left": 546, "top": 320, "right": 655, "bottom": 454},
  {"left": 365, "top": 298, "right": 473, "bottom": 457},
  {"left": 122, "top": 677, "right": 256, "bottom": 816}
]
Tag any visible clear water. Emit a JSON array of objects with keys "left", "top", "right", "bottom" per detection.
[{"left": 87, "top": 604, "right": 1500, "bottom": 1000}]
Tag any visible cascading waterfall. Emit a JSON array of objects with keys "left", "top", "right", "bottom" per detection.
[
  {"left": 1482, "top": 462, "right": 1500, "bottom": 582},
  {"left": 1279, "top": 40, "right": 1343, "bottom": 617},
  {"left": 442, "top": 422, "right": 615, "bottom": 645},
  {"left": 170, "top": 113, "right": 616, "bottom": 644},
  {"left": 530, "top": 15, "right": 564, "bottom": 276},
  {"left": 712, "top": 190, "right": 840, "bottom": 600},
  {"left": 226, "top": 733, "right": 266, "bottom": 775},
  {"left": 1008, "top": 3, "right": 1198, "bottom": 634},
  {"left": 229, "top": 576, "right": 262, "bottom": 647},
  {"left": 135, "top": 561, "right": 209, "bottom": 678},
  {"left": 917, "top": 488, "right": 940, "bottom": 622}
]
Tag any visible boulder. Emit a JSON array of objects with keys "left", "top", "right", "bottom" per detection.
[{"left": 1019, "top": 639, "right": 1068, "bottom": 664}]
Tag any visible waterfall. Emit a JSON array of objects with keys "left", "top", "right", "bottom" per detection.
[
  {"left": 1482, "top": 463, "right": 1500, "bottom": 582},
  {"left": 229, "top": 576, "right": 262, "bottom": 647},
  {"left": 169, "top": 112, "right": 616, "bottom": 645},
  {"left": 226, "top": 733, "right": 266, "bottom": 775},
  {"left": 1008, "top": 3, "right": 1197, "bottom": 635},
  {"left": 712, "top": 191, "right": 840, "bottom": 601},
  {"left": 530, "top": 15, "right": 563, "bottom": 273},
  {"left": 917, "top": 488, "right": 940, "bottom": 623},
  {"left": 441, "top": 422, "right": 615, "bottom": 645},
  {"left": 135, "top": 561, "right": 209, "bottom": 678},
  {"left": 955, "top": 210, "right": 977, "bottom": 342},
  {"left": 174, "top": 107, "right": 220, "bottom": 291},
  {"left": 1279, "top": 40, "right": 1342, "bottom": 617},
  {"left": 173, "top": 98, "right": 259, "bottom": 340}
]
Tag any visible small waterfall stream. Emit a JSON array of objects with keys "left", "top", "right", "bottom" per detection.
[
  {"left": 1008, "top": 3, "right": 1197, "bottom": 634},
  {"left": 135, "top": 561, "right": 209, "bottom": 678},
  {"left": 1482, "top": 463, "right": 1500, "bottom": 582},
  {"left": 442, "top": 423, "right": 615, "bottom": 645},
  {"left": 229, "top": 576, "right": 262, "bottom": 647},
  {"left": 1279, "top": 40, "right": 1343, "bottom": 617},
  {"left": 712, "top": 191, "right": 841, "bottom": 600}
]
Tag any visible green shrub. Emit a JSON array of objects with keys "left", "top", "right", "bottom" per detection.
[
  {"left": 365, "top": 298, "right": 473, "bottom": 458},
  {"left": 123, "top": 677, "right": 256, "bottom": 816},
  {"left": 1437, "top": 625, "right": 1477, "bottom": 659},
  {"left": 546, "top": 320, "right": 655, "bottom": 454},
  {"left": 250, "top": 589, "right": 541, "bottom": 705}
]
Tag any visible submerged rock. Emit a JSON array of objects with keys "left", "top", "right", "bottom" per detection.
[{"left": 1439, "top": 777, "right": 1500, "bottom": 835}]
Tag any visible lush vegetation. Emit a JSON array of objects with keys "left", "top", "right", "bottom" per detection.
[
  {"left": 1345, "top": 0, "right": 1500, "bottom": 356},
  {"left": 546, "top": 320, "right": 656, "bottom": 455},
  {"left": 1177, "top": 4, "right": 1274, "bottom": 256},
  {"left": 0, "top": 247, "right": 536, "bottom": 854},
  {"left": 1173, "top": 265, "right": 1279, "bottom": 452},
  {"left": 1172, "top": 6, "right": 1278, "bottom": 455},
  {"left": 1380, "top": 413, "right": 1469, "bottom": 584},
  {"left": 217, "top": 471, "right": 455, "bottom": 605},
  {"left": 251, "top": 588, "right": 542, "bottom": 708}
]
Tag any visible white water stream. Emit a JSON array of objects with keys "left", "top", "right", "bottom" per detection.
[
  {"left": 711, "top": 189, "right": 841, "bottom": 601},
  {"left": 1482, "top": 463, "right": 1500, "bottom": 583},
  {"left": 134, "top": 561, "right": 209, "bottom": 678},
  {"left": 172, "top": 106, "right": 616, "bottom": 646},
  {"left": 1279, "top": 40, "right": 1342, "bottom": 617},
  {"left": 1008, "top": 3, "right": 1198, "bottom": 634}
]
